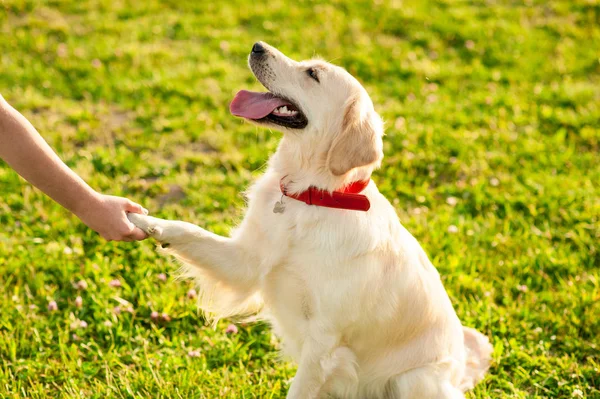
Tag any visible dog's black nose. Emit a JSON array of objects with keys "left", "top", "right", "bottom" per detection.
[{"left": 252, "top": 42, "right": 265, "bottom": 55}]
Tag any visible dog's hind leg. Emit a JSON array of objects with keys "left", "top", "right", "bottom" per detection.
[
  {"left": 384, "top": 365, "right": 465, "bottom": 399},
  {"left": 319, "top": 347, "right": 359, "bottom": 399},
  {"left": 286, "top": 335, "right": 356, "bottom": 399},
  {"left": 459, "top": 327, "right": 492, "bottom": 391}
]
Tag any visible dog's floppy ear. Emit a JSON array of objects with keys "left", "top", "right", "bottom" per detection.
[{"left": 326, "top": 96, "right": 383, "bottom": 176}]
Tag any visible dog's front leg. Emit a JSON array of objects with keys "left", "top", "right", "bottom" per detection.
[
  {"left": 287, "top": 335, "right": 347, "bottom": 399},
  {"left": 127, "top": 213, "right": 261, "bottom": 289}
]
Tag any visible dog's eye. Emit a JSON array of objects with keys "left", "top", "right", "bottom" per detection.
[{"left": 306, "top": 68, "right": 319, "bottom": 83}]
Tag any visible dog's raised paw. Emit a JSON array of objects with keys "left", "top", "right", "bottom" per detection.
[
  {"left": 127, "top": 212, "right": 149, "bottom": 230},
  {"left": 127, "top": 213, "right": 162, "bottom": 238}
]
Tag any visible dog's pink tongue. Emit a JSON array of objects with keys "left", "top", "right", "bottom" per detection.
[{"left": 230, "top": 90, "right": 289, "bottom": 119}]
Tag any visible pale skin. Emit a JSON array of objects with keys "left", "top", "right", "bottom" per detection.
[{"left": 0, "top": 94, "right": 147, "bottom": 241}]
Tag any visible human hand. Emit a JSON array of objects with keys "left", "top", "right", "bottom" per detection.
[{"left": 75, "top": 194, "right": 149, "bottom": 241}]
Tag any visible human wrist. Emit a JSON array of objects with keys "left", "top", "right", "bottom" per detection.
[{"left": 70, "top": 187, "right": 103, "bottom": 221}]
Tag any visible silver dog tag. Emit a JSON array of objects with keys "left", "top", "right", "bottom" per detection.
[{"left": 273, "top": 200, "right": 285, "bottom": 214}]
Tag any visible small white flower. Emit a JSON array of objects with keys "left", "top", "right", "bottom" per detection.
[
  {"left": 108, "top": 279, "right": 122, "bottom": 288},
  {"left": 447, "top": 225, "right": 459, "bottom": 234},
  {"left": 71, "top": 319, "right": 87, "bottom": 329},
  {"left": 57, "top": 43, "right": 68, "bottom": 58},
  {"left": 188, "top": 350, "right": 201, "bottom": 358},
  {"left": 225, "top": 324, "right": 238, "bottom": 334}
]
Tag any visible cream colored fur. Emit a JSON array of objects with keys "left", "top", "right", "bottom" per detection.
[{"left": 128, "top": 42, "right": 492, "bottom": 398}]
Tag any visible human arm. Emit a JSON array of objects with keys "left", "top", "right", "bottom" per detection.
[{"left": 0, "top": 94, "right": 147, "bottom": 241}]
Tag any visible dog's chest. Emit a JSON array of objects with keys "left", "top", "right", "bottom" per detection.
[
  {"left": 259, "top": 209, "right": 379, "bottom": 342},
  {"left": 261, "top": 254, "right": 358, "bottom": 357},
  {"left": 247, "top": 177, "right": 389, "bottom": 343}
]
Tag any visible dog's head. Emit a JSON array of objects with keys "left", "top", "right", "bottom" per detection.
[{"left": 230, "top": 42, "right": 383, "bottom": 177}]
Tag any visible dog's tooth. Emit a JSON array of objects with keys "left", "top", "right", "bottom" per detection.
[{"left": 272, "top": 105, "right": 297, "bottom": 116}]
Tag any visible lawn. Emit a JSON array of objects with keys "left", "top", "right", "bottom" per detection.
[{"left": 0, "top": 0, "right": 599, "bottom": 398}]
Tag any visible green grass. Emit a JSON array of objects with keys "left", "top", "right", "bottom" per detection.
[{"left": 0, "top": 0, "right": 599, "bottom": 397}]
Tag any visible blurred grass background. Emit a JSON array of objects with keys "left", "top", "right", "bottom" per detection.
[{"left": 0, "top": 0, "right": 599, "bottom": 397}]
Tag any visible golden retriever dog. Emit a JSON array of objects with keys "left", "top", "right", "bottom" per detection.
[{"left": 128, "top": 42, "right": 492, "bottom": 399}]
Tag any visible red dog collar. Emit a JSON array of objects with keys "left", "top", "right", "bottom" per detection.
[{"left": 280, "top": 179, "right": 371, "bottom": 212}]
